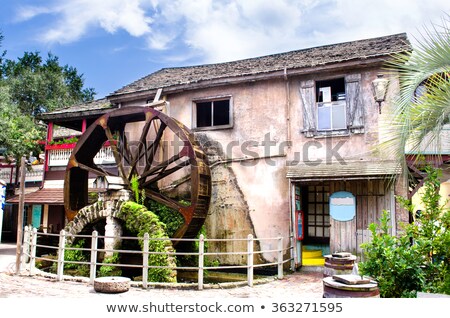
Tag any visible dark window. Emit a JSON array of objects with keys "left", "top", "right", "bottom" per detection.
[
  {"left": 212, "top": 100, "right": 230, "bottom": 126},
  {"left": 195, "top": 99, "right": 230, "bottom": 128},
  {"left": 196, "top": 102, "right": 212, "bottom": 128}
]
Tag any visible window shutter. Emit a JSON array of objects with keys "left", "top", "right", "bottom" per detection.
[
  {"left": 300, "top": 80, "right": 316, "bottom": 137},
  {"left": 345, "top": 74, "right": 364, "bottom": 134}
]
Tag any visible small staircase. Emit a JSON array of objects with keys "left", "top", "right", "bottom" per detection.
[{"left": 302, "top": 248, "right": 325, "bottom": 266}]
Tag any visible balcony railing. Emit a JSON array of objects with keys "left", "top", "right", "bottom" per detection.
[
  {"left": 0, "top": 164, "right": 44, "bottom": 184},
  {"left": 47, "top": 144, "right": 115, "bottom": 167}
]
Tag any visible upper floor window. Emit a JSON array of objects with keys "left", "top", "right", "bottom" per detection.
[
  {"left": 300, "top": 74, "right": 364, "bottom": 137},
  {"left": 316, "top": 78, "right": 346, "bottom": 131},
  {"left": 193, "top": 96, "right": 233, "bottom": 130}
]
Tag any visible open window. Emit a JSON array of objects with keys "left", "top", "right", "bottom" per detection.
[
  {"left": 193, "top": 96, "right": 233, "bottom": 130},
  {"left": 300, "top": 74, "right": 364, "bottom": 137},
  {"left": 316, "top": 78, "right": 346, "bottom": 131}
]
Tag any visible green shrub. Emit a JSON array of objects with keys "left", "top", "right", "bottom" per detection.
[
  {"left": 360, "top": 166, "right": 450, "bottom": 297},
  {"left": 97, "top": 253, "right": 122, "bottom": 277},
  {"left": 359, "top": 211, "right": 424, "bottom": 297},
  {"left": 146, "top": 199, "right": 185, "bottom": 237},
  {"left": 119, "top": 201, "right": 176, "bottom": 283},
  {"left": 176, "top": 225, "right": 220, "bottom": 269},
  {"left": 50, "top": 239, "right": 89, "bottom": 276}
]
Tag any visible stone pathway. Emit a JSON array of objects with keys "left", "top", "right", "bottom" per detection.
[{"left": 0, "top": 242, "right": 323, "bottom": 298}]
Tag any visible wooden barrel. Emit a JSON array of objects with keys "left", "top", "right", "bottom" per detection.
[
  {"left": 323, "top": 254, "right": 356, "bottom": 277},
  {"left": 323, "top": 276, "right": 380, "bottom": 298}
]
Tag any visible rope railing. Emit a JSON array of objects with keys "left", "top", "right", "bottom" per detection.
[{"left": 21, "top": 226, "right": 295, "bottom": 290}]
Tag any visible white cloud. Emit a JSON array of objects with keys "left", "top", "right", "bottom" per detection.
[
  {"left": 18, "top": 0, "right": 153, "bottom": 43},
  {"left": 142, "top": 0, "right": 450, "bottom": 63},
  {"left": 14, "top": 6, "right": 53, "bottom": 22},
  {"left": 14, "top": 0, "right": 450, "bottom": 63}
]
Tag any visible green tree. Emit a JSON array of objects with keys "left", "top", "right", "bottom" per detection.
[
  {"left": 1, "top": 51, "right": 95, "bottom": 116},
  {"left": 382, "top": 14, "right": 450, "bottom": 168},
  {"left": 0, "top": 31, "right": 6, "bottom": 76},
  {"left": 0, "top": 30, "right": 95, "bottom": 182},
  {"left": 0, "top": 86, "right": 44, "bottom": 160}
]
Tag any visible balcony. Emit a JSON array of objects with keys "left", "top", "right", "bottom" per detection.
[
  {"left": 46, "top": 143, "right": 115, "bottom": 167},
  {"left": 0, "top": 164, "right": 44, "bottom": 185}
]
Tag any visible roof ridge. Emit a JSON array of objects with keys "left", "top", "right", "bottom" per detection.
[
  {"left": 109, "top": 33, "right": 411, "bottom": 97},
  {"left": 158, "top": 33, "right": 409, "bottom": 71}
]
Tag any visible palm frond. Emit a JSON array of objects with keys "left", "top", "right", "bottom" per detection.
[{"left": 379, "top": 13, "right": 450, "bottom": 175}]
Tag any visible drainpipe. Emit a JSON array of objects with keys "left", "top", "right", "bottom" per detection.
[{"left": 284, "top": 67, "right": 291, "bottom": 148}]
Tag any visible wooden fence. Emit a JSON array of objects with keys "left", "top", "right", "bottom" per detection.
[{"left": 21, "top": 226, "right": 294, "bottom": 290}]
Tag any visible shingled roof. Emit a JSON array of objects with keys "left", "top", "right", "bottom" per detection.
[
  {"left": 37, "top": 98, "right": 116, "bottom": 121},
  {"left": 110, "top": 33, "right": 410, "bottom": 98}
]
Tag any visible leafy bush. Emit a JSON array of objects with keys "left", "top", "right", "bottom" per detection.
[
  {"left": 97, "top": 253, "right": 122, "bottom": 277},
  {"left": 176, "top": 225, "right": 220, "bottom": 269},
  {"left": 146, "top": 199, "right": 185, "bottom": 237},
  {"left": 50, "top": 239, "right": 89, "bottom": 276},
  {"left": 360, "top": 166, "right": 450, "bottom": 297},
  {"left": 119, "top": 201, "right": 177, "bottom": 283},
  {"left": 359, "top": 211, "right": 424, "bottom": 297}
]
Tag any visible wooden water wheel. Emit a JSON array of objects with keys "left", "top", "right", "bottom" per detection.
[{"left": 64, "top": 102, "right": 211, "bottom": 242}]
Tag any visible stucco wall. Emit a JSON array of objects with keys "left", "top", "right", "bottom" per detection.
[{"left": 118, "top": 66, "right": 402, "bottom": 264}]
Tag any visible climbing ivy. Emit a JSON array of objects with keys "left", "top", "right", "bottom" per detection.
[
  {"left": 146, "top": 199, "right": 185, "bottom": 237},
  {"left": 119, "top": 201, "right": 177, "bottom": 283}
]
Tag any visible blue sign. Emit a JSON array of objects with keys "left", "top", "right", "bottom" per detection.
[
  {"left": 0, "top": 180, "right": 5, "bottom": 242},
  {"left": 0, "top": 181, "right": 5, "bottom": 212},
  {"left": 329, "top": 191, "right": 356, "bottom": 221},
  {"left": 31, "top": 205, "right": 42, "bottom": 229}
]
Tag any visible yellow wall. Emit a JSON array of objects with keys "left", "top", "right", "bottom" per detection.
[{"left": 411, "top": 181, "right": 450, "bottom": 212}]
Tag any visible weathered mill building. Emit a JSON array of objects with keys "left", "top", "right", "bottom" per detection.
[{"left": 7, "top": 33, "right": 413, "bottom": 268}]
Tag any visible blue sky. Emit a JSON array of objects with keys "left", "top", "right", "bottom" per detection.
[{"left": 1, "top": 0, "right": 450, "bottom": 99}]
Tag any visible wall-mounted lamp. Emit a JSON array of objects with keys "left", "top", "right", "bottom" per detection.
[{"left": 372, "top": 74, "right": 389, "bottom": 114}]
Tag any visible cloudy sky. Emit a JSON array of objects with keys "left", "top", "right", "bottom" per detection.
[{"left": 1, "top": 0, "right": 450, "bottom": 98}]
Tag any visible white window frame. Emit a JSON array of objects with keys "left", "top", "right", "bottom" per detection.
[
  {"left": 315, "top": 78, "right": 347, "bottom": 132},
  {"left": 317, "top": 101, "right": 347, "bottom": 131}
]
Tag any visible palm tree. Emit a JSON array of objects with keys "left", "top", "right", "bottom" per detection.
[{"left": 382, "top": 14, "right": 450, "bottom": 170}]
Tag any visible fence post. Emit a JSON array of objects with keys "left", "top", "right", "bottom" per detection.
[
  {"left": 198, "top": 234, "right": 204, "bottom": 290},
  {"left": 142, "top": 233, "right": 149, "bottom": 289},
  {"left": 247, "top": 234, "right": 254, "bottom": 287},
  {"left": 290, "top": 234, "right": 295, "bottom": 272},
  {"left": 57, "top": 230, "right": 66, "bottom": 281},
  {"left": 21, "top": 226, "right": 30, "bottom": 270},
  {"left": 90, "top": 230, "right": 98, "bottom": 285},
  {"left": 29, "top": 228, "right": 37, "bottom": 275},
  {"left": 277, "top": 237, "right": 283, "bottom": 279}
]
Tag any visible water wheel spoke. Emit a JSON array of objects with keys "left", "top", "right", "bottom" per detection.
[
  {"left": 77, "top": 162, "right": 112, "bottom": 177},
  {"left": 140, "top": 150, "right": 186, "bottom": 181},
  {"left": 104, "top": 126, "right": 128, "bottom": 182},
  {"left": 145, "top": 122, "right": 167, "bottom": 170},
  {"left": 141, "top": 159, "right": 190, "bottom": 188},
  {"left": 143, "top": 189, "right": 185, "bottom": 212},
  {"left": 119, "top": 131, "right": 132, "bottom": 166},
  {"left": 126, "top": 116, "right": 154, "bottom": 179}
]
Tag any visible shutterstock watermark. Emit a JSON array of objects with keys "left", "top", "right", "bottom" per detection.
[{"left": 110, "top": 131, "right": 348, "bottom": 168}]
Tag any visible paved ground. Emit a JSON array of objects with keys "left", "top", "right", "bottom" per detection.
[{"left": 0, "top": 242, "right": 324, "bottom": 298}]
